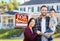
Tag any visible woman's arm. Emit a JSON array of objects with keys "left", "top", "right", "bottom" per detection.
[{"left": 24, "top": 29, "right": 37, "bottom": 41}]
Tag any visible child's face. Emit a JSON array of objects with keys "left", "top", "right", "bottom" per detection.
[{"left": 50, "top": 10, "right": 55, "bottom": 16}]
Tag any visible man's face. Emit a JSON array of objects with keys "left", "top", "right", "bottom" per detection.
[{"left": 40, "top": 7, "right": 47, "bottom": 16}]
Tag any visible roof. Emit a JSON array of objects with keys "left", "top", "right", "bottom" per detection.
[
  {"left": 5, "top": 11, "right": 28, "bottom": 15},
  {"left": 5, "top": 11, "right": 18, "bottom": 15},
  {"left": 20, "top": 0, "right": 60, "bottom": 6}
]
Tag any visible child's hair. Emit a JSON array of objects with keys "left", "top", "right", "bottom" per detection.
[
  {"left": 50, "top": 8, "right": 56, "bottom": 12},
  {"left": 27, "top": 18, "right": 35, "bottom": 26}
]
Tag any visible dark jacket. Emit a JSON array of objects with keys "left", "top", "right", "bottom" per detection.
[
  {"left": 23, "top": 26, "right": 37, "bottom": 41},
  {"left": 33, "top": 16, "right": 50, "bottom": 41}
]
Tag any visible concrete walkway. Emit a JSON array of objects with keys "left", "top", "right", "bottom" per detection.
[{"left": 19, "top": 32, "right": 24, "bottom": 39}]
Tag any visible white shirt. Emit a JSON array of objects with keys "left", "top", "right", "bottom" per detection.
[
  {"left": 41, "top": 18, "right": 48, "bottom": 41},
  {"left": 49, "top": 16, "right": 57, "bottom": 32}
]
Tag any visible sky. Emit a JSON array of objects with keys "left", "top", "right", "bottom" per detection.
[{"left": 0, "top": 0, "right": 30, "bottom": 4}]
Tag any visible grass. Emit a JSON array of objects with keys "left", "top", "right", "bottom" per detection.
[
  {"left": 52, "top": 26, "right": 60, "bottom": 38},
  {"left": 0, "top": 39, "right": 60, "bottom": 41},
  {"left": 54, "top": 38, "right": 60, "bottom": 41},
  {"left": 0, "top": 39, "right": 22, "bottom": 41},
  {"left": 0, "top": 28, "right": 23, "bottom": 39},
  {"left": 0, "top": 27, "right": 60, "bottom": 39}
]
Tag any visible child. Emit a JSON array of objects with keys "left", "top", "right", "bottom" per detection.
[
  {"left": 45, "top": 8, "right": 58, "bottom": 41},
  {"left": 49, "top": 8, "right": 57, "bottom": 33}
]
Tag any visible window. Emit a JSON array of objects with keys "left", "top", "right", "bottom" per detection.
[
  {"left": 2, "top": 17, "right": 7, "bottom": 27},
  {"left": 57, "top": 6, "right": 60, "bottom": 12},
  {"left": 8, "top": 19, "right": 13, "bottom": 24},
  {"left": 47, "top": 6, "right": 53, "bottom": 11},
  {"left": 37, "top": 6, "right": 40, "bottom": 12},
  {"left": 2, "top": 17, "right": 6, "bottom": 24},
  {"left": 32, "top": 7, "right": 34, "bottom": 12},
  {"left": 23, "top": 8, "right": 26, "bottom": 11},
  {"left": 20, "top": 8, "right": 23, "bottom": 11},
  {"left": 20, "top": 7, "right": 26, "bottom": 11},
  {"left": 34, "top": 7, "right": 37, "bottom": 13},
  {"left": 8, "top": 19, "right": 13, "bottom": 27},
  {"left": 47, "top": 6, "right": 49, "bottom": 11},
  {"left": 53, "top": 6, "right": 57, "bottom": 12},
  {"left": 28, "top": 7, "right": 32, "bottom": 12}
]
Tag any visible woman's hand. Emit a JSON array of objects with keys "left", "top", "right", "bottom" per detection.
[{"left": 36, "top": 30, "right": 41, "bottom": 35}]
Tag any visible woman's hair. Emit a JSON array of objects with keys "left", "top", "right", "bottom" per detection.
[{"left": 27, "top": 18, "right": 35, "bottom": 26}]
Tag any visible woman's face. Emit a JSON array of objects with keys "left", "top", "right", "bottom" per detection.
[{"left": 29, "top": 19, "right": 35, "bottom": 28}]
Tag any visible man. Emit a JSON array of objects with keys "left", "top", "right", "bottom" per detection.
[{"left": 33, "top": 5, "right": 54, "bottom": 41}]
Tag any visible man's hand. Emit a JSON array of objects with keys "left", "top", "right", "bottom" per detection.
[
  {"left": 36, "top": 31, "right": 52, "bottom": 38},
  {"left": 44, "top": 33, "right": 51, "bottom": 38},
  {"left": 49, "top": 25, "right": 53, "bottom": 28}
]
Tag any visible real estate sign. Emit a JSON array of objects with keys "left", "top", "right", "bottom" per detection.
[{"left": 15, "top": 14, "right": 28, "bottom": 27}]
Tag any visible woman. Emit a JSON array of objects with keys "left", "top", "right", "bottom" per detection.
[{"left": 23, "top": 18, "right": 37, "bottom": 41}]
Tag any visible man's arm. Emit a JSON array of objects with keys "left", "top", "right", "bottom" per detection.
[{"left": 36, "top": 30, "right": 52, "bottom": 38}]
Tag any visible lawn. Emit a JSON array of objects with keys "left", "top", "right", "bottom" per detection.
[
  {"left": 0, "top": 40, "right": 22, "bottom": 41},
  {"left": 0, "top": 28, "right": 23, "bottom": 39},
  {"left": 0, "top": 26, "right": 60, "bottom": 40},
  {"left": 52, "top": 25, "right": 60, "bottom": 38},
  {"left": 0, "top": 39, "right": 60, "bottom": 41},
  {"left": 54, "top": 38, "right": 60, "bottom": 41}
]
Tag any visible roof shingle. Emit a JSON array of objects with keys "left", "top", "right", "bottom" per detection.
[{"left": 20, "top": 0, "right": 60, "bottom": 6}]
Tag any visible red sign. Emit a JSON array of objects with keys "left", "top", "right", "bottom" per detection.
[{"left": 15, "top": 14, "right": 28, "bottom": 26}]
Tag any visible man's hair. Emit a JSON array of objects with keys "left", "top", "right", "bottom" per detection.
[
  {"left": 50, "top": 8, "right": 56, "bottom": 12},
  {"left": 40, "top": 5, "right": 47, "bottom": 10}
]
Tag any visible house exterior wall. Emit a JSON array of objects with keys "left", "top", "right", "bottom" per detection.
[
  {"left": 19, "top": 3, "right": 60, "bottom": 13},
  {"left": 19, "top": 3, "right": 60, "bottom": 26}
]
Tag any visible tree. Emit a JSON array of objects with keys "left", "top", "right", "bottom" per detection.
[
  {"left": 8, "top": 0, "right": 14, "bottom": 12},
  {"left": 8, "top": 3, "right": 14, "bottom": 12},
  {"left": 1, "top": 0, "right": 4, "bottom": 4},
  {"left": 13, "top": 0, "right": 18, "bottom": 9}
]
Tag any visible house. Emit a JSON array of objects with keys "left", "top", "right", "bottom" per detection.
[
  {"left": 19, "top": 0, "right": 60, "bottom": 14},
  {"left": 19, "top": 0, "right": 60, "bottom": 25},
  {"left": 0, "top": 11, "right": 18, "bottom": 29}
]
